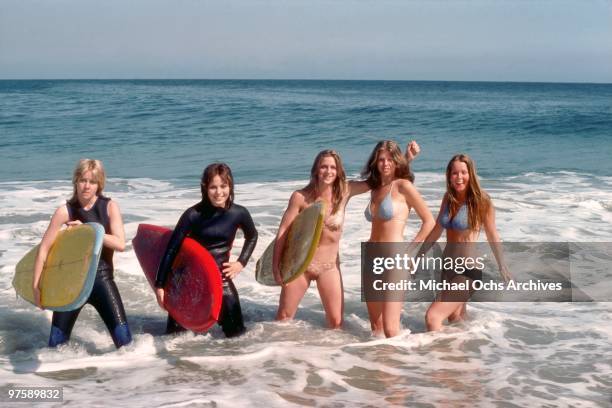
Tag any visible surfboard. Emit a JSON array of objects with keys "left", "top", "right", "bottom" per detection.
[
  {"left": 255, "top": 201, "right": 326, "bottom": 286},
  {"left": 132, "top": 224, "right": 223, "bottom": 332},
  {"left": 13, "top": 223, "right": 104, "bottom": 311}
]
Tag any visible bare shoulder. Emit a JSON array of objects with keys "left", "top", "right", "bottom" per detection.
[
  {"left": 288, "top": 190, "right": 308, "bottom": 209},
  {"left": 107, "top": 199, "right": 121, "bottom": 212},
  {"left": 106, "top": 199, "right": 123, "bottom": 218},
  {"left": 396, "top": 179, "right": 417, "bottom": 195},
  {"left": 53, "top": 204, "right": 70, "bottom": 222},
  {"left": 291, "top": 189, "right": 307, "bottom": 202}
]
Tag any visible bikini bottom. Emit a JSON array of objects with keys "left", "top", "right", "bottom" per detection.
[
  {"left": 437, "top": 268, "right": 483, "bottom": 302},
  {"left": 304, "top": 259, "right": 339, "bottom": 280}
]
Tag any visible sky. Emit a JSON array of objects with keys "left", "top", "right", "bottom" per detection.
[{"left": 1, "top": 0, "right": 611, "bottom": 82}]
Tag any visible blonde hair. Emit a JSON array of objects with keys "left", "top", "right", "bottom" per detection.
[
  {"left": 69, "top": 159, "right": 106, "bottom": 204},
  {"left": 445, "top": 154, "right": 490, "bottom": 230},
  {"left": 303, "top": 150, "right": 347, "bottom": 214},
  {"left": 361, "top": 140, "right": 413, "bottom": 188}
]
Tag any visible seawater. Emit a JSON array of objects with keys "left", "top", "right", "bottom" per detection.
[
  {"left": 1, "top": 80, "right": 611, "bottom": 407},
  {"left": 2, "top": 80, "right": 612, "bottom": 182}
]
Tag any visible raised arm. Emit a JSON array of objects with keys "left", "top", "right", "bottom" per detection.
[
  {"left": 346, "top": 140, "right": 420, "bottom": 200},
  {"left": 272, "top": 191, "right": 305, "bottom": 284},
  {"left": 32, "top": 205, "right": 70, "bottom": 308},
  {"left": 405, "top": 140, "right": 420, "bottom": 162},
  {"left": 483, "top": 201, "right": 511, "bottom": 282}
]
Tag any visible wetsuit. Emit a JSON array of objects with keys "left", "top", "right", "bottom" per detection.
[
  {"left": 155, "top": 201, "right": 258, "bottom": 338},
  {"left": 49, "top": 196, "right": 132, "bottom": 348}
]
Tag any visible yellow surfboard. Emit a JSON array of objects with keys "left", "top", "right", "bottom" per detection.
[
  {"left": 13, "top": 223, "right": 104, "bottom": 311},
  {"left": 256, "top": 201, "right": 326, "bottom": 286}
]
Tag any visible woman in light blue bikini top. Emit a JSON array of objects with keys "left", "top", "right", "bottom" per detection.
[
  {"left": 423, "top": 153, "right": 512, "bottom": 332},
  {"left": 360, "top": 140, "right": 435, "bottom": 339},
  {"left": 439, "top": 201, "right": 470, "bottom": 231},
  {"left": 364, "top": 182, "right": 397, "bottom": 222}
]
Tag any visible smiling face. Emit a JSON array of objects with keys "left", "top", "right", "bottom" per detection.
[
  {"left": 376, "top": 150, "right": 397, "bottom": 180},
  {"left": 317, "top": 155, "right": 338, "bottom": 186},
  {"left": 362, "top": 140, "right": 413, "bottom": 188},
  {"left": 76, "top": 170, "right": 99, "bottom": 203},
  {"left": 207, "top": 175, "right": 230, "bottom": 208},
  {"left": 449, "top": 159, "right": 470, "bottom": 195}
]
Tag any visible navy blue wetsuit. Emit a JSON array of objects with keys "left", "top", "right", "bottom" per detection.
[
  {"left": 49, "top": 196, "right": 132, "bottom": 348},
  {"left": 155, "top": 201, "right": 258, "bottom": 338}
]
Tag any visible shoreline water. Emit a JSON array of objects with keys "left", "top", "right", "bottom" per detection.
[
  {"left": 1, "top": 80, "right": 611, "bottom": 406},
  {"left": 1, "top": 172, "right": 611, "bottom": 406}
]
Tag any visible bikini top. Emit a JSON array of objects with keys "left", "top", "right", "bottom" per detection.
[
  {"left": 324, "top": 210, "right": 344, "bottom": 232},
  {"left": 439, "top": 202, "right": 470, "bottom": 231},
  {"left": 364, "top": 182, "right": 396, "bottom": 222},
  {"left": 323, "top": 200, "right": 345, "bottom": 232}
]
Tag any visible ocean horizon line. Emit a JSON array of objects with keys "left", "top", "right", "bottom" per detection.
[{"left": 1, "top": 78, "right": 611, "bottom": 86}]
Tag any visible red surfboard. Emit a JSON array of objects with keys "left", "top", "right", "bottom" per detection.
[{"left": 132, "top": 224, "right": 223, "bottom": 332}]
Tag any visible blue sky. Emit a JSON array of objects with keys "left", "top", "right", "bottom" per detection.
[{"left": 1, "top": 0, "right": 611, "bottom": 82}]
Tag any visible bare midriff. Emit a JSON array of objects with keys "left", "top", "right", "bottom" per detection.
[
  {"left": 444, "top": 228, "right": 481, "bottom": 259},
  {"left": 368, "top": 190, "right": 410, "bottom": 242},
  {"left": 313, "top": 227, "right": 341, "bottom": 264}
]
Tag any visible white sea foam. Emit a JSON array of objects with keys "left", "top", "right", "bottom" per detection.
[{"left": 1, "top": 172, "right": 611, "bottom": 406}]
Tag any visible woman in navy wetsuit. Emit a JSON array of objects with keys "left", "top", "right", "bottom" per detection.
[
  {"left": 32, "top": 159, "right": 132, "bottom": 348},
  {"left": 154, "top": 163, "right": 258, "bottom": 338},
  {"left": 423, "top": 154, "right": 511, "bottom": 331}
]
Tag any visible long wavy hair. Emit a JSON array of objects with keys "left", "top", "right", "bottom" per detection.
[
  {"left": 303, "top": 150, "right": 347, "bottom": 214},
  {"left": 200, "top": 162, "right": 234, "bottom": 209},
  {"left": 361, "top": 140, "right": 413, "bottom": 189},
  {"left": 445, "top": 154, "right": 490, "bottom": 230},
  {"left": 69, "top": 159, "right": 106, "bottom": 205}
]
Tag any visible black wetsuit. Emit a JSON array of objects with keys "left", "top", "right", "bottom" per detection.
[
  {"left": 155, "top": 201, "right": 258, "bottom": 338},
  {"left": 48, "top": 196, "right": 132, "bottom": 348}
]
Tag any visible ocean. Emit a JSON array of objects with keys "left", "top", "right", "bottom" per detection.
[{"left": 1, "top": 80, "right": 611, "bottom": 407}]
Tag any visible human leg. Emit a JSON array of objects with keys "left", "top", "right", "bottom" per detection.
[
  {"left": 218, "top": 280, "right": 246, "bottom": 338},
  {"left": 165, "top": 314, "right": 187, "bottom": 334},
  {"left": 49, "top": 308, "right": 82, "bottom": 347},
  {"left": 88, "top": 273, "right": 132, "bottom": 348},
  {"left": 366, "top": 301, "right": 384, "bottom": 336},
  {"left": 381, "top": 301, "right": 403, "bottom": 338},
  {"left": 276, "top": 273, "right": 310, "bottom": 321},
  {"left": 315, "top": 263, "right": 344, "bottom": 329}
]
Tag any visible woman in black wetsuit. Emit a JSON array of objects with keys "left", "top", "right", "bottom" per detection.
[
  {"left": 32, "top": 159, "right": 132, "bottom": 348},
  {"left": 154, "top": 163, "right": 258, "bottom": 337}
]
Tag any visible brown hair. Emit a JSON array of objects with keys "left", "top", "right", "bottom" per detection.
[
  {"left": 361, "top": 140, "right": 414, "bottom": 188},
  {"left": 303, "top": 150, "right": 347, "bottom": 214},
  {"left": 69, "top": 159, "right": 106, "bottom": 204},
  {"left": 200, "top": 162, "right": 234, "bottom": 209},
  {"left": 445, "top": 154, "right": 490, "bottom": 230}
]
